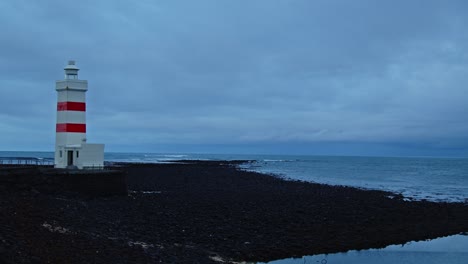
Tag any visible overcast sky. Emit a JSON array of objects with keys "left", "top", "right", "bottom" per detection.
[{"left": 1, "top": 0, "right": 467, "bottom": 156}]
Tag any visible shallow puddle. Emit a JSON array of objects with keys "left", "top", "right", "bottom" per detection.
[{"left": 262, "top": 234, "right": 468, "bottom": 264}]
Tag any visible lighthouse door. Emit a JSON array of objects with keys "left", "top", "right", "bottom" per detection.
[{"left": 67, "top": 151, "right": 74, "bottom": 166}]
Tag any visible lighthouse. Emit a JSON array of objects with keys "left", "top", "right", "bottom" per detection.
[{"left": 54, "top": 60, "right": 104, "bottom": 169}]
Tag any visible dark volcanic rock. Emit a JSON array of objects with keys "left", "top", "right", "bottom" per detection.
[{"left": 0, "top": 161, "right": 467, "bottom": 263}]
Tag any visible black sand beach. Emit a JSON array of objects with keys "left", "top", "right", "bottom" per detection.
[{"left": 1, "top": 161, "right": 467, "bottom": 263}]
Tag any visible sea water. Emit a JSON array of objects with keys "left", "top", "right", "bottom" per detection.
[
  {"left": 111, "top": 153, "right": 468, "bottom": 203},
  {"left": 242, "top": 155, "right": 468, "bottom": 203},
  {"left": 261, "top": 234, "right": 468, "bottom": 264},
  {"left": 105, "top": 153, "right": 468, "bottom": 203},
  {"left": 1, "top": 151, "right": 467, "bottom": 202},
  {"left": 1, "top": 151, "right": 467, "bottom": 263}
]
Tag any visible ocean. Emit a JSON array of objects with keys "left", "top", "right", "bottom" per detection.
[
  {"left": 115, "top": 153, "right": 468, "bottom": 202},
  {"left": 2, "top": 151, "right": 466, "bottom": 203},
  {"left": 261, "top": 234, "right": 468, "bottom": 264},
  {"left": 1, "top": 151, "right": 467, "bottom": 263}
]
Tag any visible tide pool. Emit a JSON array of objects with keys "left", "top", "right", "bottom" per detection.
[{"left": 262, "top": 234, "right": 468, "bottom": 264}]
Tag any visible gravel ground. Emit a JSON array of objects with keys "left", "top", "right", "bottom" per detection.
[{"left": 1, "top": 161, "right": 467, "bottom": 263}]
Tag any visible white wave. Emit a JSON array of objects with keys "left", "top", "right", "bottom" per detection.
[
  {"left": 162, "top": 154, "right": 188, "bottom": 158},
  {"left": 262, "top": 159, "right": 293, "bottom": 162}
]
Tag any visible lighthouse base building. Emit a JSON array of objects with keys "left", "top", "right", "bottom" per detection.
[
  {"left": 55, "top": 144, "right": 104, "bottom": 169},
  {"left": 54, "top": 61, "right": 104, "bottom": 169}
]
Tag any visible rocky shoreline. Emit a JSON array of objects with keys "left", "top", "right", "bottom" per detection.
[{"left": 1, "top": 161, "right": 467, "bottom": 263}]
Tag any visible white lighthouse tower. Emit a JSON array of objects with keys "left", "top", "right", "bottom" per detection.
[{"left": 54, "top": 60, "right": 104, "bottom": 169}]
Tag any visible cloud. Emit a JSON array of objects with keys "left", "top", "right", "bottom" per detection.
[{"left": 0, "top": 0, "right": 467, "bottom": 155}]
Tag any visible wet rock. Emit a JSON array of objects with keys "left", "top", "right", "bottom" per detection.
[{"left": 0, "top": 161, "right": 467, "bottom": 263}]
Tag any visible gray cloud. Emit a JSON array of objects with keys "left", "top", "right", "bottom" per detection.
[{"left": 1, "top": 0, "right": 468, "bottom": 155}]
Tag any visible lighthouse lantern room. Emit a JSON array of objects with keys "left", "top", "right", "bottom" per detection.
[{"left": 54, "top": 60, "right": 104, "bottom": 169}]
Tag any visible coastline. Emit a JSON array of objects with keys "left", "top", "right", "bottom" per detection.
[{"left": 1, "top": 160, "right": 467, "bottom": 263}]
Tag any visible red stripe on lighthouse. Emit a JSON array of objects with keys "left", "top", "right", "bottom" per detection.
[
  {"left": 57, "top": 102, "right": 86, "bottom": 111},
  {"left": 56, "top": 123, "right": 86, "bottom": 133}
]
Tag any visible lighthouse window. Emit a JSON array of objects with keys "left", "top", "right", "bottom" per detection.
[
  {"left": 60, "top": 151, "right": 63, "bottom": 158},
  {"left": 76, "top": 151, "right": 79, "bottom": 158}
]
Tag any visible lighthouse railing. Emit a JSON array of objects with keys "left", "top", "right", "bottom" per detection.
[{"left": 0, "top": 157, "right": 54, "bottom": 166}]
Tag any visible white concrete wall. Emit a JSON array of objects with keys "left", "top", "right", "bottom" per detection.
[
  {"left": 57, "top": 90, "right": 86, "bottom": 102},
  {"left": 56, "top": 80, "right": 88, "bottom": 91},
  {"left": 55, "top": 133, "right": 86, "bottom": 149},
  {"left": 76, "top": 144, "right": 105, "bottom": 169},
  {"left": 54, "top": 146, "right": 65, "bottom": 168},
  {"left": 54, "top": 146, "right": 81, "bottom": 169},
  {"left": 56, "top": 111, "right": 86, "bottom": 124},
  {"left": 55, "top": 144, "right": 104, "bottom": 169}
]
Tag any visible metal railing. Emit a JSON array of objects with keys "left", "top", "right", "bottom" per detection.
[
  {"left": 82, "top": 165, "right": 106, "bottom": 170},
  {"left": 0, "top": 157, "right": 54, "bottom": 166}
]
